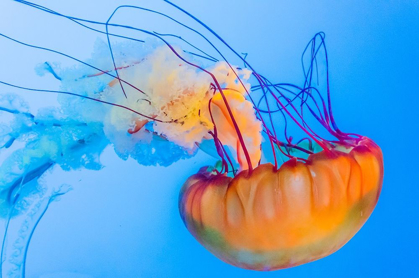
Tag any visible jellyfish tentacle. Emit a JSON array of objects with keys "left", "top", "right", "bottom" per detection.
[
  {"left": 1, "top": 178, "right": 71, "bottom": 278},
  {"left": 0, "top": 33, "right": 144, "bottom": 96},
  {"left": 0, "top": 80, "right": 163, "bottom": 123}
]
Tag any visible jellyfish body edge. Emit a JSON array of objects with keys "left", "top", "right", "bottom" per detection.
[{"left": 178, "top": 137, "right": 383, "bottom": 271}]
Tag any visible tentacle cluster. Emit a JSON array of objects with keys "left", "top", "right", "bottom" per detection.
[{"left": 2, "top": 1, "right": 362, "bottom": 176}]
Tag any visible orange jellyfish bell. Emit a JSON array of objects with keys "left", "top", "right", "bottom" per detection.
[
  {"left": 179, "top": 138, "right": 383, "bottom": 270},
  {"left": 177, "top": 32, "right": 384, "bottom": 271}
]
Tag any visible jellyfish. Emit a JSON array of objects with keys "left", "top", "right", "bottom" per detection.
[
  {"left": 175, "top": 31, "right": 384, "bottom": 270},
  {"left": 0, "top": 0, "right": 383, "bottom": 275}
]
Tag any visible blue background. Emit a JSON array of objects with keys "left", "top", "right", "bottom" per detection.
[{"left": 0, "top": 0, "right": 418, "bottom": 277}]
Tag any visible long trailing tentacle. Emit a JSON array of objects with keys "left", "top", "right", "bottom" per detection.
[{"left": 6, "top": 0, "right": 359, "bottom": 170}]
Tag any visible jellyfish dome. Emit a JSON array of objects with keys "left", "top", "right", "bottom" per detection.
[{"left": 179, "top": 138, "right": 383, "bottom": 270}]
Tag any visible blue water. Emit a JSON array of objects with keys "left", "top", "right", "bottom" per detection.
[{"left": 0, "top": 0, "right": 418, "bottom": 277}]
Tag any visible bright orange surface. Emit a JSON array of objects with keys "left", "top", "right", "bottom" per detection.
[{"left": 179, "top": 137, "right": 383, "bottom": 270}]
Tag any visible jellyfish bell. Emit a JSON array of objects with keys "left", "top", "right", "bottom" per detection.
[{"left": 179, "top": 137, "right": 383, "bottom": 270}]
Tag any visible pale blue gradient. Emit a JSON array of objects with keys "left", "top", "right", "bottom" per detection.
[{"left": 0, "top": 0, "right": 418, "bottom": 277}]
